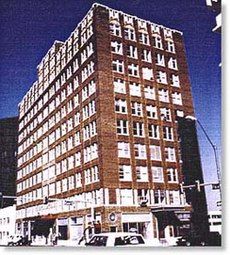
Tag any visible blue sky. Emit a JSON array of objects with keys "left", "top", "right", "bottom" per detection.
[{"left": 0, "top": 0, "right": 221, "bottom": 210}]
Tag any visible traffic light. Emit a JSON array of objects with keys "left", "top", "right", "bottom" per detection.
[
  {"left": 43, "top": 196, "right": 49, "bottom": 204},
  {"left": 195, "top": 180, "right": 201, "bottom": 192},
  {"left": 212, "top": 183, "right": 220, "bottom": 190},
  {"left": 179, "top": 183, "right": 184, "bottom": 194}
]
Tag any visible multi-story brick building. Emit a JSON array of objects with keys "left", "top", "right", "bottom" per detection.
[{"left": 16, "top": 3, "right": 207, "bottom": 244}]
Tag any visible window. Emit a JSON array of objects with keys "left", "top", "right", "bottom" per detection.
[
  {"left": 83, "top": 121, "right": 96, "bottom": 141},
  {"left": 144, "top": 86, "right": 155, "bottom": 100},
  {"left": 124, "top": 28, "right": 136, "bottom": 41},
  {"left": 168, "top": 190, "right": 181, "bottom": 205},
  {"left": 110, "top": 23, "right": 121, "bottom": 37},
  {"left": 85, "top": 169, "right": 91, "bottom": 185},
  {"left": 163, "top": 126, "right": 174, "bottom": 141},
  {"left": 120, "top": 189, "right": 133, "bottom": 205},
  {"left": 127, "top": 45, "right": 138, "bottom": 59},
  {"left": 146, "top": 105, "right": 157, "bottom": 119},
  {"left": 139, "top": 32, "right": 149, "bottom": 45},
  {"left": 167, "top": 168, "right": 178, "bottom": 183},
  {"left": 155, "top": 53, "right": 165, "bottom": 66},
  {"left": 160, "top": 108, "right": 171, "bottom": 121},
  {"left": 111, "top": 41, "right": 123, "bottom": 54},
  {"left": 158, "top": 89, "right": 169, "bottom": 102},
  {"left": 115, "top": 99, "right": 127, "bottom": 114},
  {"left": 131, "top": 102, "right": 142, "bottom": 116},
  {"left": 74, "top": 131, "right": 81, "bottom": 145},
  {"left": 153, "top": 35, "right": 163, "bottom": 49},
  {"left": 148, "top": 124, "right": 160, "bottom": 139},
  {"left": 68, "top": 175, "right": 75, "bottom": 190},
  {"left": 172, "top": 92, "right": 182, "bottom": 105},
  {"left": 154, "top": 190, "right": 166, "bottom": 204},
  {"left": 133, "top": 122, "right": 144, "bottom": 137},
  {"left": 152, "top": 167, "right": 164, "bottom": 182},
  {"left": 82, "top": 100, "right": 96, "bottom": 120},
  {"left": 112, "top": 60, "right": 124, "bottom": 73},
  {"left": 128, "top": 63, "right": 139, "bottom": 77},
  {"left": 83, "top": 143, "right": 98, "bottom": 163},
  {"left": 141, "top": 49, "right": 152, "bottom": 62},
  {"left": 75, "top": 152, "right": 81, "bottom": 167},
  {"left": 136, "top": 166, "right": 148, "bottom": 182},
  {"left": 134, "top": 144, "right": 146, "bottom": 159},
  {"left": 142, "top": 67, "right": 153, "bottom": 80},
  {"left": 82, "top": 61, "right": 94, "bottom": 82},
  {"left": 75, "top": 173, "right": 82, "bottom": 188},
  {"left": 129, "top": 82, "right": 141, "bottom": 97},
  {"left": 118, "top": 142, "right": 130, "bottom": 158},
  {"left": 91, "top": 166, "right": 99, "bottom": 183},
  {"left": 171, "top": 74, "right": 180, "bottom": 87},
  {"left": 117, "top": 120, "right": 129, "bottom": 135},
  {"left": 149, "top": 145, "right": 161, "bottom": 160},
  {"left": 168, "top": 57, "right": 178, "bottom": 70},
  {"left": 82, "top": 79, "right": 96, "bottom": 101},
  {"left": 167, "top": 40, "right": 175, "bottom": 53},
  {"left": 156, "top": 71, "right": 167, "bottom": 84},
  {"left": 165, "top": 147, "right": 176, "bottom": 162},
  {"left": 119, "top": 165, "right": 132, "bottom": 181},
  {"left": 114, "top": 78, "right": 126, "bottom": 94}
]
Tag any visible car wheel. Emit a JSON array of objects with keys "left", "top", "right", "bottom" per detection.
[{"left": 186, "top": 241, "right": 191, "bottom": 246}]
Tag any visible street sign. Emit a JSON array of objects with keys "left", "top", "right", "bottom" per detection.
[{"left": 64, "top": 200, "right": 74, "bottom": 206}]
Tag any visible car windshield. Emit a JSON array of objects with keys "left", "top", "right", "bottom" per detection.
[
  {"left": 115, "top": 235, "right": 145, "bottom": 246},
  {"left": 87, "top": 236, "right": 108, "bottom": 246}
]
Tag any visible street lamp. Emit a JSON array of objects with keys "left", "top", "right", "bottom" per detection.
[{"left": 185, "top": 116, "right": 222, "bottom": 203}]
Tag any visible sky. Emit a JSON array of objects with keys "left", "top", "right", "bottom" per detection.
[{"left": 0, "top": 0, "right": 221, "bottom": 211}]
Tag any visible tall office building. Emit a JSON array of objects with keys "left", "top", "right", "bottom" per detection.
[
  {"left": 0, "top": 117, "right": 18, "bottom": 208},
  {"left": 16, "top": 3, "right": 208, "bottom": 242}
]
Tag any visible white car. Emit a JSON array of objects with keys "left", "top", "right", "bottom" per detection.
[{"left": 85, "top": 232, "right": 147, "bottom": 247}]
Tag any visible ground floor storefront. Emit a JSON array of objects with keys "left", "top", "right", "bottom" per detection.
[{"left": 16, "top": 206, "right": 191, "bottom": 246}]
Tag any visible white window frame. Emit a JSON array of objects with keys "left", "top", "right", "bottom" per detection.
[
  {"left": 149, "top": 145, "right": 162, "bottom": 161},
  {"left": 133, "top": 122, "right": 144, "bottom": 137},
  {"left": 119, "top": 165, "right": 132, "bottom": 181},
  {"left": 117, "top": 120, "right": 129, "bottom": 135},
  {"left": 152, "top": 167, "right": 164, "bottom": 182}
]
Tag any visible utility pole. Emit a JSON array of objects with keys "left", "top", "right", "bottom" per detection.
[{"left": 185, "top": 116, "right": 222, "bottom": 206}]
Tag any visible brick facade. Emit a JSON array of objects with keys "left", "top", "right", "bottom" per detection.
[{"left": 15, "top": 4, "right": 205, "bottom": 242}]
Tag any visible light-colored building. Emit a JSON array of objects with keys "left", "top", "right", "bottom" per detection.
[
  {"left": 15, "top": 3, "right": 208, "bottom": 245},
  {"left": 208, "top": 210, "right": 222, "bottom": 234},
  {"left": 0, "top": 205, "right": 16, "bottom": 245},
  {"left": 206, "top": 0, "right": 221, "bottom": 33}
]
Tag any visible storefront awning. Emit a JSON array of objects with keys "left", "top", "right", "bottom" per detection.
[
  {"left": 152, "top": 210, "right": 182, "bottom": 231},
  {"left": 31, "top": 219, "right": 55, "bottom": 237}
]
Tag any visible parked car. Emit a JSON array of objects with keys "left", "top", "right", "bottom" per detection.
[
  {"left": 177, "top": 231, "right": 221, "bottom": 247},
  {"left": 176, "top": 233, "right": 207, "bottom": 246},
  {"left": 206, "top": 232, "right": 221, "bottom": 246},
  {"left": 7, "top": 235, "right": 32, "bottom": 246},
  {"left": 85, "top": 232, "right": 147, "bottom": 247}
]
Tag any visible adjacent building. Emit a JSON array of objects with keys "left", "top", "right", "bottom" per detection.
[
  {"left": 16, "top": 3, "right": 208, "bottom": 243},
  {"left": 206, "top": 0, "right": 221, "bottom": 33},
  {"left": 0, "top": 117, "right": 18, "bottom": 208},
  {"left": 0, "top": 205, "right": 16, "bottom": 245},
  {"left": 208, "top": 210, "right": 221, "bottom": 234}
]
